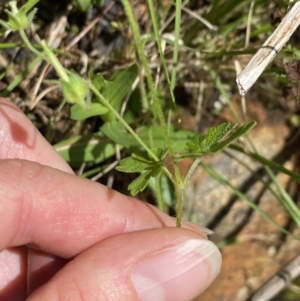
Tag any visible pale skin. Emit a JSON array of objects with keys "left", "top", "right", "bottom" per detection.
[{"left": 0, "top": 98, "right": 221, "bottom": 301}]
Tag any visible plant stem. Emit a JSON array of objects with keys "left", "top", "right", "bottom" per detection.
[
  {"left": 40, "top": 40, "right": 69, "bottom": 82},
  {"left": 122, "top": 0, "right": 184, "bottom": 223},
  {"left": 175, "top": 187, "right": 184, "bottom": 227},
  {"left": 89, "top": 82, "right": 153, "bottom": 156},
  {"left": 121, "top": 0, "right": 149, "bottom": 111},
  {"left": 183, "top": 158, "right": 201, "bottom": 187},
  {"left": 174, "top": 153, "right": 204, "bottom": 160},
  {"left": 19, "top": 31, "right": 70, "bottom": 84},
  {"left": 146, "top": 0, "right": 176, "bottom": 105},
  {"left": 155, "top": 175, "right": 164, "bottom": 211},
  {"left": 90, "top": 80, "right": 174, "bottom": 180},
  {"left": 162, "top": 166, "right": 175, "bottom": 183},
  {"left": 19, "top": 29, "right": 45, "bottom": 59}
]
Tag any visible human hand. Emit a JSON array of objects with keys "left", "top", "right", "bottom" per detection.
[{"left": 0, "top": 98, "right": 221, "bottom": 301}]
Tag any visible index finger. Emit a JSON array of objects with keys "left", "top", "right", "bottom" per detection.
[{"left": 1, "top": 159, "right": 201, "bottom": 258}]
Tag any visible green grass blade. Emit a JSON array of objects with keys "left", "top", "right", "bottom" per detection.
[
  {"left": 201, "top": 162, "right": 296, "bottom": 238},
  {"left": 266, "top": 166, "right": 300, "bottom": 228},
  {"left": 230, "top": 144, "right": 300, "bottom": 184},
  {"left": 170, "top": 0, "right": 182, "bottom": 90}
]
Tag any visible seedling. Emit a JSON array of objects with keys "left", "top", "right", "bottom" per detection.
[{"left": 0, "top": 0, "right": 256, "bottom": 227}]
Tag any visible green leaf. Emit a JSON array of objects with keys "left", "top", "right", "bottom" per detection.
[
  {"left": 102, "top": 64, "right": 138, "bottom": 122},
  {"left": 131, "top": 152, "right": 152, "bottom": 162},
  {"left": 148, "top": 173, "right": 175, "bottom": 207},
  {"left": 0, "top": 20, "right": 10, "bottom": 30},
  {"left": 150, "top": 165, "right": 162, "bottom": 177},
  {"left": 210, "top": 121, "right": 256, "bottom": 152},
  {"left": 128, "top": 170, "right": 152, "bottom": 196},
  {"left": 186, "top": 122, "right": 256, "bottom": 155},
  {"left": 72, "top": 0, "right": 92, "bottom": 11},
  {"left": 131, "top": 125, "right": 195, "bottom": 152},
  {"left": 116, "top": 154, "right": 153, "bottom": 173},
  {"left": 90, "top": 72, "right": 106, "bottom": 92},
  {"left": 100, "top": 121, "right": 132, "bottom": 148},
  {"left": 186, "top": 122, "right": 237, "bottom": 153},
  {"left": 186, "top": 141, "right": 198, "bottom": 152},
  {"left": 116, "top": 151, "right": 163, "bottom": 195},
  {"left": 101, "top": 123, "right": 194, "bottom": 151},
  {"left": 156, "top": 148, "right": 168, "bottom": 160},
  {"left": 26, "top": 8, "right": 38, "bottom": 25},
  {"left": 54, "top": 133, "right": 118, "bottom": 168},
  {"left": 206, "top": 122, "right": 237, "bottom": 147},
  {"left": 4, "top": 0, "right": 39, "bottom": 31},
  {"left": 102, "top": 123, "right": 194, "bottom": 151},
  {"left": 23, "top": 0, "right": 40, "bottom": 13},
  {"left": 116, "top": 152, "right": 162, "bottom": 173},
  {"left": 70, "top": 101, "right": 108, "bottom": 120},
  {"left": 5, "top": 10, "right": 22, "bottom": 31}
]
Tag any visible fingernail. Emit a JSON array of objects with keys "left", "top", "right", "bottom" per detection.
[
  {"left": 131, "top": 239, "right": 221, "bottom": 301},
  {"left": 182, "top": 221, "right": 214, "bottom": 235}
]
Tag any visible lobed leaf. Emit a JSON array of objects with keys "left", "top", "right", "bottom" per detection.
[
  {"left": 128, "top": 170, "right": 152, "bottom": 196},
  {"left": 210, "top": 121, "right": 256, "bottom": 152},
  {"left": 204, "top": 122, "right": 237, "bottom": 149},
  {"left": 116, "top": 155, "right": 153, "bottom": 173},
  {"left": 116, "top": 150, "right": 163, "bottom": 195},
  {"left": 186, "top": 121, "right": 256, "bottom": 155},
  {"left": 117, "top": 151, "right": 162, "bottom": 173},
  {"left": 186, "top": 122, "right": 237, "bottom": 153}
]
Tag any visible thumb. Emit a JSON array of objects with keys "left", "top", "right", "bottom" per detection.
[{"left": 27, "top": 228, "right": 221, "bottom": 301}]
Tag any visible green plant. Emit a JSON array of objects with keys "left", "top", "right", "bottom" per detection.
[{"left": 0, "top": 0, "right": 256, "bottom": 228}]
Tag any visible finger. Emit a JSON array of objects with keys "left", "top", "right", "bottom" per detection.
[
  {"left": 0, "top": 159, "right": 206, "bottom": 258},
  {"left": 0, "top": 247, "right": 27, "bottom": 301},
  {"left": 0, "top": 98, "right": 210, "bottom": 298},
  {"left": 27, "top": 250, "right": 67, "bottom": 293},
  {"left": 0, "top": 98, "right": 73, "bottom": 173},
  {"left": 0, "top": 99, "right": 209, "bottom": 239},
  {"left": 0, "top": 98, "right": 75, "bottom": 296},
  {"left": 28, "top": 228, "right": 221, "bottom": 301}
]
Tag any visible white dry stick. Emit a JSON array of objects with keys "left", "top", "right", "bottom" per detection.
[
  {"left": 181, "top": 6, "right": 218, "bottom": 31},
  {"left": 250, "top": 253, "right": 300, "bottom": 301},
  {"left": 236, "top": 2, "right": 300, "bottom": 96}
]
